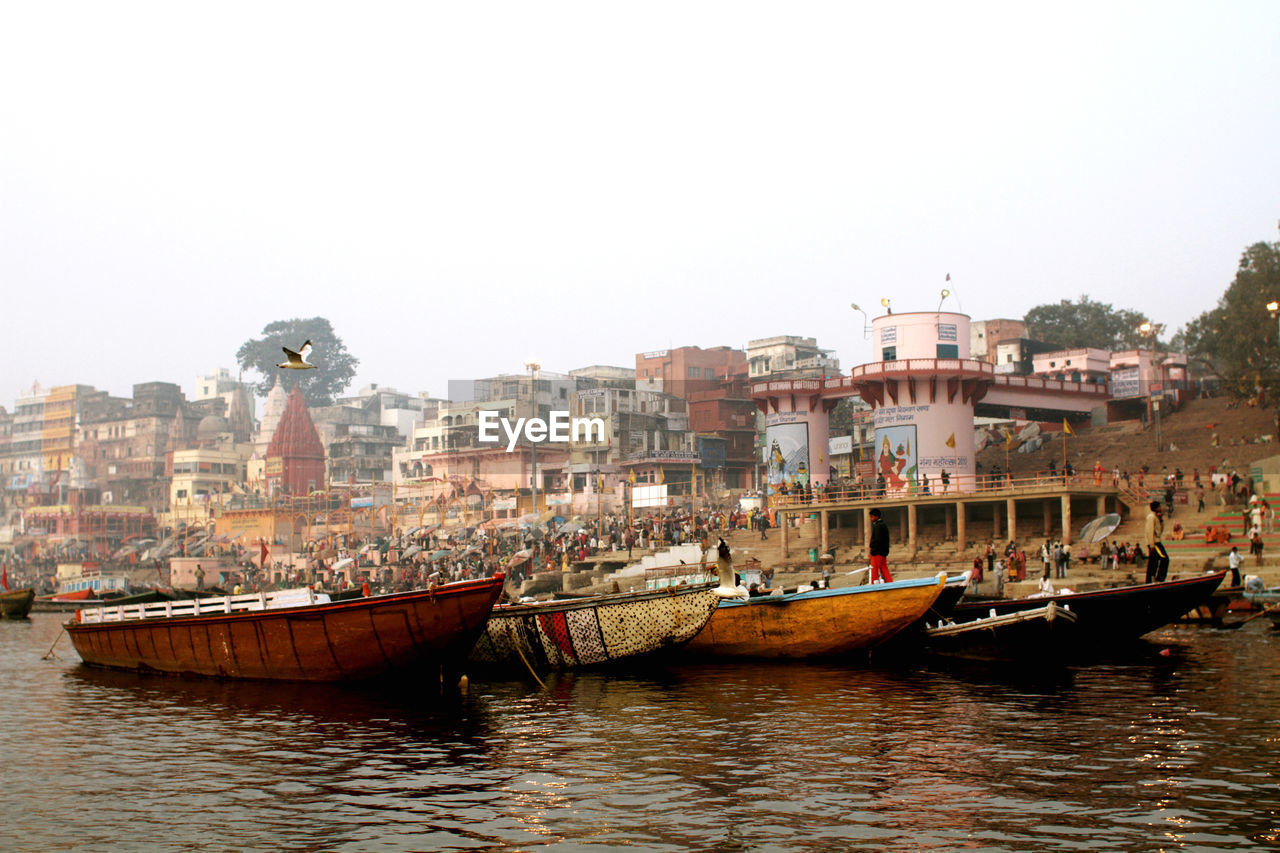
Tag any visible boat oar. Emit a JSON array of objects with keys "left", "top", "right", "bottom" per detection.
[
  {"left": 1236, "top": 604, "right": 1279, "bottom": 627},
  {"left": 42, "top": 626, "right": 66, "bottom": 661}
]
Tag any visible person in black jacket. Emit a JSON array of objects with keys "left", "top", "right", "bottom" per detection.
[{"left": 868, "top": 507, "right": 894, "bottom": 583}]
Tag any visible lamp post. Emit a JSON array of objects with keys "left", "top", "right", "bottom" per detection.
[
  {"left": 524, "top": 361, "right": 540, "bottom": 519},
  {"left": 850, "top": 303, "right": 871, "bottom": 339},
  {"left": 1268, "top": 301, "right": 1279, "bottom": 341},
  {"left": 1138, "top": 322, "right": 1162, "bottom": 452}
]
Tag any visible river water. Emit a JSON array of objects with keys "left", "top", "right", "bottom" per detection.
[{"left": 2, "top": 612, "right": 1277, "bottom": 852}]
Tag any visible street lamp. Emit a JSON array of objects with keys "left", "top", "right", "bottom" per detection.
[
  {"left": 880, "top": 297, "right": 892, "bottom": 315},
  {"left": 524, "top": 361, "right": 540, "bottom": 518},
  {"left": 850, "top": 303, "right": 871, "bottom": 338},
  {"left": 937, "top": 288, "right": 951, "bottom": 312},
  {"left": 1137, "top": 322, "right": 1162, "bottom": 451},
  {"left": 1268, "top": 301, "right": 1279, "bottom": 341}
]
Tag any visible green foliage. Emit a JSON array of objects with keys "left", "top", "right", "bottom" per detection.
[
  {"left": 1023, "top": 296, "right": 1154, "bottom": 350},
  {"left": 828, "top": 397, "right": 858, "bottom": 433},
  {"left": 236, "top": 317, "right": 359, "bottom": 406},
  {"left": 1182, "top": 235, "right": 1280, "bottom": 397}
]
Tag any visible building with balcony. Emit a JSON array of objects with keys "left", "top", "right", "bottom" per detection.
[
  {"left": 746, "top": 336, "right": 840, "bottom": 381},
  {"left": 76, "top": 382, "right": 192, "bottom": 509}
]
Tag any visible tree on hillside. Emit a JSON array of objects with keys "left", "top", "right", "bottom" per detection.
[
  {"left": 1023, "top": 296, "right": 1155, "bottom": 350},
  {"left": 236, "top": 317, "right": 359, "bottom": 406},
  {"left": 1181, "top": 233, "right": 1280, "bottom": 398}
]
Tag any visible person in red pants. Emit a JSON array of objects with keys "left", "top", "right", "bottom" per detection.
[{"left": 868, "top": 507, "right": 894, "bottom": 583}]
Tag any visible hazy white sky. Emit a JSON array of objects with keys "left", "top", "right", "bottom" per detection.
[{"left": 3, "top": 2, "right": 1278, "bottom": 408}]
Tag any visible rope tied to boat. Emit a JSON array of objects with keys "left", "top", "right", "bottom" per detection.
[
  {"left": 505, "top": 619, "right": 546, "bottom": 689},
  {"left": 42, "top": 626, "right": 66, "bottom": 661}
]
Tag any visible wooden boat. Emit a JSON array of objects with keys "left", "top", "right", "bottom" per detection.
[
  {"left": 948, "top": 571, "right": 1227, "bottom": 642},
  {"left": 682, "top": 573, "right": 948, "bottom": 659},
  {"left": 1, "top": 588, "right": 36, "bottom": 619},
  {"left": 469, "top": 583, "right": 722, "bottom": 669},
  {"left": 922, "top": 601, "right": 1079, "bottom": 660},
  {"left": 67, "top": 576, "right": 504, "bottom": 682}
]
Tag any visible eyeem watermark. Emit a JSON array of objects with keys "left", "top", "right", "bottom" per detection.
[{"left": 478, "top": 411, "right": 605, "bottom": 451}]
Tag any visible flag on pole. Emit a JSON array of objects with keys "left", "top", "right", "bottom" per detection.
[
  {"left": 945, "top": 273, "right": 951, "bottom": 282},
  {"left": 658, "top": 467, "right": 665, "bottom": 484},
  {"left": 1063, "top": 419, "right": 1075, "bottom": 436},
  {"left": 260, "top": 540, "right": 269, "bottom": 566},
  {"left": 628, "top": 469, "right": 636, "bottom": 485},
  {"left": 1004, "top": 430, "right": 1014, "bottom": 448},
  {"left": 1, "top": 567, "right": 8, "bottom": 592},
  {"left": 945, "top": 433, "right": 956, "bottom": 448}
]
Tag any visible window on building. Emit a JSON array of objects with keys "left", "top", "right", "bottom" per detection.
[
  {"left": 936, "top": 344, "right": 959, "bottom": 358},
  {"left": 882, "top": 347, "right": 897, "bottom": 361},
  {"left": 688, "top": 367, "right": 700, "bottom": 378}
]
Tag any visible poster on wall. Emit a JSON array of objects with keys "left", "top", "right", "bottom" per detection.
[
  {"left": 764, "top": 421, "right": 810, "bottom": 492},
  {"left": 875, "top": 425, "right": 917, "bottom": 496}
]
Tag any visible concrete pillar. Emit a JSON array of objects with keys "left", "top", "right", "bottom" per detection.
[
  {"left": 780, "top": 510, "right": 789, "bottom": 559},
  {"left": 899, "top": 508, "right": 908, "bottom": 542},
  {"left": 862, "top": 507, "right": 871, "bottom": 556},
  {"left": 1007, "top": 497, "right": 1017, "bottom": 543},
  {"left": 820, "top": 509, "right": 829, "bottom": 554},
  {"left": 945, "top": 504, "right": 954, "bottom": 539},
  {"left": 956, "top": 501, "right": 966, "bottom": 551},
  {"left": 992, "top": 502, "right": 1002, "bottom": 539},
  {"left": 1061, "top": 494, "right": 1072, "bottom": 544},
  {"left": 1096, "top": 495, "right": 1106, "bottom": 517},
  {"left": 908, "top": 503, "right": 918, "bottom": 559},
  {"left": 1043, "top": 501, "right": 1052, "bottom": 536}
]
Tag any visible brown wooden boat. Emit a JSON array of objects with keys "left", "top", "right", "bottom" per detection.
[
  {"left": 1, "top": 588, "right": 36, "bottom": 619},
  {"left": 683, "top": 574, "right": 948, "bottom": 659},
  {"left": 66, "top": 576, "right": 504, "bottom": 682}
]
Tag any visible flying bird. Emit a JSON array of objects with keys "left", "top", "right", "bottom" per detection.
[{"left": 278, "top": 340, "right": 317, "bottom": 370}]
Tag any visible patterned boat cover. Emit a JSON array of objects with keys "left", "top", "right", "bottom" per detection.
[{"left": 470, "top": 583, "right": 721, "bottom": 669}]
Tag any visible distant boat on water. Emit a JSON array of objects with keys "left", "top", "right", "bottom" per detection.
[
  {"left": 1, "top": 588, "right": 35, "bottom": 620},
  {"left": 67, "top": 577, "right": 504, "bottom": 682}
]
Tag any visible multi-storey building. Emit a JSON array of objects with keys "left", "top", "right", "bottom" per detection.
[
  {"left": 6, "top": 384, "right": 48, "bottom": 492},
  {"left": 688, "top": 377, "right": 757, "bottom": 490},
  {"left": 746, "top": 336, "right": 840, "bottom": 381},
  {"left": 635, "top": 345, "right": 746, "bottom": 397},
  {"left": 77, "top": 382, "right": 193, "bottom": 508},
  {"left": 970, "top": 319, "right": 1028, "bottom": 363}
]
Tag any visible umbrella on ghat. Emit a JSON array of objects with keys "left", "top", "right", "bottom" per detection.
[{"left": 1079, "top": 513, "right": 1122, "bottom": 543}]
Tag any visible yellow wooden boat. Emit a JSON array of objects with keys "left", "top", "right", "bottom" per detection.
[{"left": 684, "top": 573, "right": 947, "bottom": 658}]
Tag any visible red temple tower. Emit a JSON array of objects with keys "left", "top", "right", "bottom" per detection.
[{"left": 264, "top": 386, "right": 326, "bottom": 497}]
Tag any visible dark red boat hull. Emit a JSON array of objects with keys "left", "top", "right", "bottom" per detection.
[{"left": 66, "top": 577, "right": 503, "bottom": 682}]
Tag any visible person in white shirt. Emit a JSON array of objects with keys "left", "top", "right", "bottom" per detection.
[{"left": 1227, "top": 546, "right": 1243, "bottom": 586}]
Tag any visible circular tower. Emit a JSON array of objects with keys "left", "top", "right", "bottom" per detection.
[{"left": 850, "top": 312, "right": 992, "bottom": 494}]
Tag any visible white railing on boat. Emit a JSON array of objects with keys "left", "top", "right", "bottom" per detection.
[{"left": 77, "top": 588, "right": 334, "bottom": 624}]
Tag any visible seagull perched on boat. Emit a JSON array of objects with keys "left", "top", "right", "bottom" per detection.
[{"left": 277, "top": 340, "right": 317, "bottom": 370}]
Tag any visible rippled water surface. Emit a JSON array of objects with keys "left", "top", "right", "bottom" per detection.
[{"left": 3, "top": 613, "right": 1278, "bottom": 851}]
